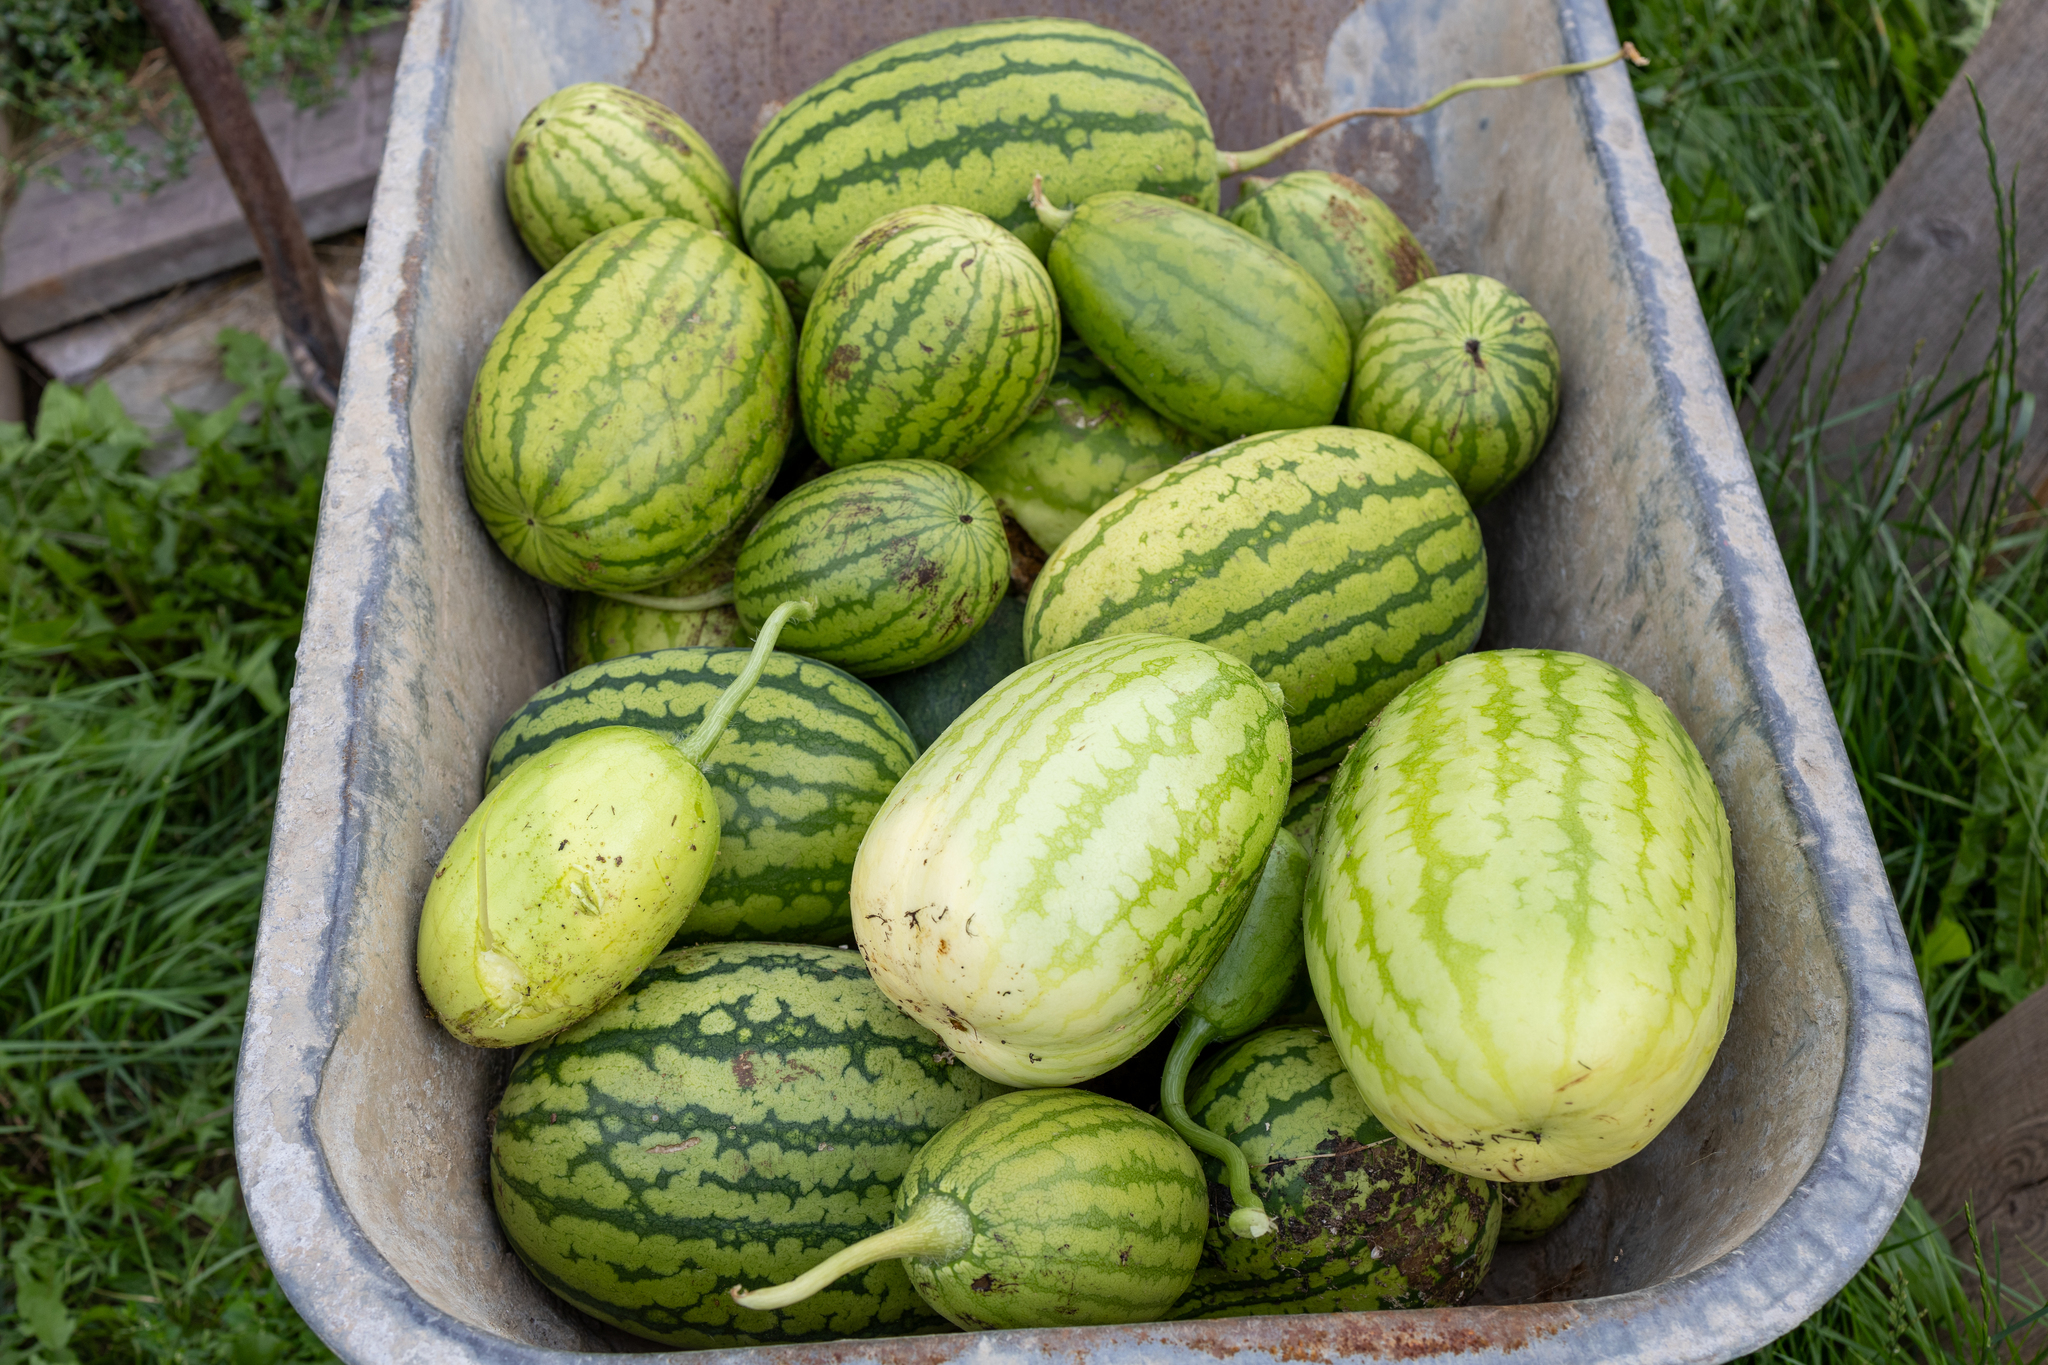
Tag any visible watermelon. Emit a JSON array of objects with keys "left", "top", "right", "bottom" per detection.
[
  {"left": 733, "top": 461, "right": 1009, "bottom": 677},
  {"left": 798, "top": 205, "right": 1059, "bottom": 470},
  {"left": 1500, "top": 1175, "right": 1592, "bottom": 1242},
  {"left": 731, "top": 1088, "right": 1208, "bottom": 1331},
  {"left": 1227, "top": 170, "right": 1435, "bottom": 342},
  {"left": 1348, "top": 273, "right": 1562, "bottom": 506},
  {"left": 1172, "top": 1027, "right": 1500, "bottom": 1318},
  {"left": 485, "top": 646, "right": 917, "bottom": 945},
  {"left": 868, "top": 594, "right": 1028, "bottom": 752},
  {"left": 489, "top": 943, "right": 1008, "bottom": 1347},
  {"left": 1305, "top": 649, "right": 1738, "bottom": 1182},
  {"left": 565, "top": 521, "right": 744, "bottom": 669},
  {"left": 1037, "top": 189, "right": 1350, "bottom": 446},
  {"left": 1025, "top": 426, "right": 1487, "bottom": 777},
  {"left": 851, "top": 633, "right": 1291, "bottom": 1088},
  {"left": 1283, "top": 773, "right": 1334, "bottom": 857},
  {"left": 504, "top": 83, "right": 738, "bottom": 269},
  {"left": 739, "top": 18, "right": 1218, "bottom": 312},
  {"left": 464, "top": 217, "right": 794, "bottom": 591},
  {"left": 964, "top": 342, "right": 1198, "bottom": 554}
]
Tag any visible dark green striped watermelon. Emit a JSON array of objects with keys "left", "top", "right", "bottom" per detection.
[
  {"left": 1024, "top": 426, "right": 1487, "bottom": 776},
  {"left": 734, "top": 461, "right": 1009, "bottom": 677},
  {"left": 485, "top": 647, "right": 916, "bottom": 944},
  {"left": 964, "top": 342, "right": 1198, "bottom": 554},
  {"left": 740, "top": 18, "right": 1218, "bottom": 313},
  {"left": 897, "top": 1089, "right": 1209, "bottom": 1329},
  {"left": 1283, "top": 772, "right": 1334, "bottom": 857},
  {"left": 490, "top": 943, "right": 1007, "bottom": 1347},
  {"left": 798, "top": 205, "right": 1058, "bottom": 469},
  {"left": 1171, "top": 1027, "right": 1500, "bottom": 1319},
  {"left": 868, "top": 594, "right": 1027, "bottom": 751},
  {"left": 1039, "top": 190, "right": 1350, "bottom": 445},
  {"left": 1349, "top": 273, "right": 1562, "bottom": 506},
  {"left": 1228, "top": 170, "right": 1435, "bottom": 343},
  {"left": 464, "top": 217, "right": 794, "bottom": 591},
  {"left": 565, "top": 521, "right": 745, "bottom": 669},
  {"left": 504, "top": 83, "right": 738, "bottom": 269}
]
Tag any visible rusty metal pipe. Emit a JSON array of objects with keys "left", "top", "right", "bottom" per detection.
[{"left": 134, "top": 0, "right": 345, "bottom": 407}]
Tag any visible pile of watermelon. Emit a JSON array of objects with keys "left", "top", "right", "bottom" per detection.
[{"left": 416, "top": 18, "right": 1736, "bottom": 1349}]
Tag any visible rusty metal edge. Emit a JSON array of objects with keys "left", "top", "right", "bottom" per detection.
[{"left": 232, "top": 0, "right": 1932, "bottom": 1360}]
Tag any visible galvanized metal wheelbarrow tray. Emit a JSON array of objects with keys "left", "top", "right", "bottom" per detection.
[{"left": 233, "top": 0, "right": 1932, "bottom": 1359}]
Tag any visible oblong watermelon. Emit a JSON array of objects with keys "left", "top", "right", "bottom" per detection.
[
  {"left": 964, "top": 342, "right": 1198, "bottom": 554},
  {"left": 733, "top": 461, "right": 1009, "bottom": 677},
  {"left": 486, "top": 647, "right": 917, "bottom": 945},
  {"left": 852, "top": 633, "right": 1291, "bottom": 1088},
  {"left": 1172, "top": 1027, "right": 1499, "bottom": 1318},
  {"left": 1043, "top": 191, "right": 1350, "bottom": 446},
  {"left": 464, "top": 217, "right": 794, "bottom": 591},
  {"left": 504, "top": 83, "right": 738, "bottom": 269},
  {"left": 1305, "top": 649, "right": 1737, "bottom": 1182},
  {"left": 798, "top": 205, "right": 1058, "bottom": 469},
  {"left": 490, "top": 943, "right": 1008, "bottom": 1348},
  {"left": 1228, "top": 170, "right": 1435, "bottom": 343},
  {"left": 1024, "top": 426, "right": 1487, "bottom": 776},
  {"left": 740, "top": 18, "right": 1218, "bottom": 312},
  {"left": 1349, "top": 273, "right": 1562, "bottom": 505}
]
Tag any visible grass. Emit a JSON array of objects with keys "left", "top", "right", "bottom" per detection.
[
  {"left": 1, "top": 336, "right": 336, "bottom": 1363},
  {"left": 0, "top": 2, "right": 2042, "bottom": 1361}
]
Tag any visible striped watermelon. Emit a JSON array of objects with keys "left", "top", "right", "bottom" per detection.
[
  {"left": 1349, "top": 273, "right": 1562, "bottom": 506},
  {"left": 734, "top": 461, "right": 1009, "bottom": 677},
  {"left": 798, "top": 206, "right": 1059, "bottom": 469},
  {"left": 1283, "top": 773, "right": 1334, "bottom": 857},
  {"left": 489, "top": 943, "right": 1007, "bottom": 1348},
  {"left": 504, "top": 83, "right": 738, "bottom": 269},
  {"left": 1305, "top": 650, "right": 1737, "bottom": 1182},
  {"left": 565, "top": 522, "right": 745, "bottom": 669},
  {"left": 464, "top": 217, "right": 794, "bottom": 591},
  {"left": 900, "top": 1089, "right": 1208, "bottom": 1329},
  {"left": 1041, "top": 191, "right": 1350, "bottom": 445},
  {"left": 1500, "top": 1175, "right": 1592, "bottom": 1242},
  {"left": 740, "top": 18, "right": 1218, "bottom": 313},
  {"left": 965, "top": 342, "right": 1198, "bottom": 554},
  {"left": 851, "top": 633, "right": 1291, "bottom": 1088},
  {"left": 1227, "top": 170, "right": 1435, "bottom": 342},
  {"left": 869, "top": 594, "right": 1028, "bottom": 752},
  {"left": 485, "top": 647, "right": 916, "bottom": 945},
  {"left": 1024, "top": 427, "right": 1487, "bottom": 777},
  {"left": 1172, "top": 1027, "right": 1499, "bottom": 1318}
]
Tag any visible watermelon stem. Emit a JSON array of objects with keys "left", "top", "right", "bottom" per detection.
[
  {"left": 728, "top": 1191, "right": 974, "bottom": 1312},
  {"left": 1160, "top": 1014, "right": 1274, "bottom": 1240},
  {"left": 595, "top": 583, "right": 735, "bottom": 612},
  {"left": 1216, "top": 42, "right": 1648, "bottom": 177},
  {"left": 1028, "top": 174, "right": 1076, "bottom": 233},
  {"left": 675, "top": 598, "right": 815, "bottom": 768}
]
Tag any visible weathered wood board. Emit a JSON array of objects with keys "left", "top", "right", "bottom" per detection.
[
  {"left": 0, "top": 24, "right": 401, "bottom": 344},
  {"left": 1751, "top": 0, "right": 2047, "bottom": 509},
  {"left": 1913, "top": 984, "right": 2048, "bottom": 1331}
]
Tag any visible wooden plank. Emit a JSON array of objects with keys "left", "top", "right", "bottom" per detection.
[
  {"left": 0, "top": 24, "right": 400, "bottom": 344},
  {"left": 1750, "top": 0, "right": 2048, "bottom": 509},
  {"left": 1913, "top": 984, "right": 2048, "bottom": 1328}
]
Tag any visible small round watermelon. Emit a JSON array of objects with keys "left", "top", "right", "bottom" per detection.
[
  {"left": 733, "top": 461, "right": 1009, "bottom": 677},
  {"left": 565, "top": 522, "right": 746, "bottom": 669},
  {"left": 1347, "top": 273, "right": 1561, "bottom": 506},
  {"left": 504, "top": 83, "right": 739, "bottom": 269},
  {"left": 464, "top": 217, "right": 793, "bottom": 592},
  {"left": 1228, "top": 170, "right": 1435, "bottom": 343},
  {"left": 964, "top": 342, "right": 1198, "bottom": 555},
  {"left": 798, "top": 205, "right": 1059, "bottom": 470}
]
